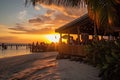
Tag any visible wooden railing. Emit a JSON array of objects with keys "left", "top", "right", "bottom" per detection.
[{"left": 58, "top": 44, "right": 86, "bottom": 57}]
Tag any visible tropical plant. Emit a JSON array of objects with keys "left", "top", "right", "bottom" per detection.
[
  {"left": 25, "top": 0, "right": 120, "bottom": 35},
  {"left": 85, "top": 40, "right": 120, "bottom": 80}
]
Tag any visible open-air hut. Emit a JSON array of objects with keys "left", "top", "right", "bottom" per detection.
[{"left": 55, "top": 14, "right": 120, "bottom": 59}]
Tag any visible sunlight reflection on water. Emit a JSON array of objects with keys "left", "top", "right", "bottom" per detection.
[{"left": 0, "top": 46, "right": 31, "bottom": 58}]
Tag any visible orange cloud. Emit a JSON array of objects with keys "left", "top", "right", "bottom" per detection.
[
  {"left": 9, "top": 25, "right": 54, "bottom": 34},
  {"left": 28, "top": 4, "right": 87, "bottom": 29},
  {"left": 29, "top": 18, "right": 43, "bottom": 23},
  {"left": 41, "top": 4, "right": 87, "bottom": 18},
  {"left": 9, "top": 4, "right": 87, "bottom": 36},
  {"left": 45, "top": 9, "right": 55, "bottom": 17}
]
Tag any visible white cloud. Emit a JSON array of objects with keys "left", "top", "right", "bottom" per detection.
[
  {"left": 34, "top": 6, "right": 41, "bottom": 11},
  {"left": 18, "top": 10, "right": 27, "bottom": 20}
]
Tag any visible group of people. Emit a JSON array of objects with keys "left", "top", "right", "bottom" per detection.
[
  {"left": 67, "top": 33, "right": 89, "bottom": 45},
  {"left": 30, "top": 42, "right": 57, "bottom": 52}
]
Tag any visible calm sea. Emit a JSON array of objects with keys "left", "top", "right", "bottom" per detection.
[{"left": 0, "top": 46, "right": 31, "bottom": 58}]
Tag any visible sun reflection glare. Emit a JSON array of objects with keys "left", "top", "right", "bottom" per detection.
[{"left": 45, "top": 34, "right": 60, "bottom": 43}]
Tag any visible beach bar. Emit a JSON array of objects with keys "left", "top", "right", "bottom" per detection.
[{"left": 55, "top": 14, "right": 120, "bottom": 59}]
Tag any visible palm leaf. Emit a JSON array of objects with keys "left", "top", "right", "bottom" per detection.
[
  {"left": 87, "top": 0, "right": 120, "bottom": 34},
  {"left": 115, "top": 0, "right": 120, "bottom": 4},
  {"left": 25, "top": 0, "right": 85, "bottom": 7}
]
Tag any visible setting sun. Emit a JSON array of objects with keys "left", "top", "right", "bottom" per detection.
[{"left": 45, "top": 34, "right": 60, "bottom": 43}]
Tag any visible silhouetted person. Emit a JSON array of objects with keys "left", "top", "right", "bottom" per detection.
[
  {"left": 70, "top": 37, "right": 75, "bottom": 45},
  {"left": 1, "top": 43, "right": 7, "bottom": 50}
]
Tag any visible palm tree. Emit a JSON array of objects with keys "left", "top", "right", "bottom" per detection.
[
  {"left": 86, "top": 0, "right": 120, "bottom": 35},
  {"left": 25, "top": 0, "right": 120, "bottom": 35}
]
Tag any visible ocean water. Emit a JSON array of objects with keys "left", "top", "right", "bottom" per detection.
[{"left": 0, "top": 46, "right": 31, "bottom": 58}]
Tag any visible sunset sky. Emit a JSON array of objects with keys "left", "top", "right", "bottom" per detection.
[{"left": 0, "top": 0, "right": 87, "bottom": 43}]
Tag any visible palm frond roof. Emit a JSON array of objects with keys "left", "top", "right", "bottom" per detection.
[
  {"left": 55, "top": 13, "right": 120, "bottom": 36},
  {"left": 55, "top": 14, "right": 94, "bottom": 34}
]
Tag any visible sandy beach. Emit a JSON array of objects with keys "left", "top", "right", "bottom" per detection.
[{"left": 0, "top": 52, "right": 100, "bottom": 80}]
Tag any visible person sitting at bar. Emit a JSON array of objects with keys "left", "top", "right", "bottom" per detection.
[{"left": 69, "top": 37, "right": 75, "bottom": 45}]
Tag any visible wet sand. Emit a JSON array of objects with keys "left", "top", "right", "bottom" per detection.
[{"left": 0, "top": 52, "right": 100, "bottom": 80}]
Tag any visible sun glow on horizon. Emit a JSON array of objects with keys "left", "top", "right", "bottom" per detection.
[{"left": 45, "top": 34, "right": 60, "bottom": 43}]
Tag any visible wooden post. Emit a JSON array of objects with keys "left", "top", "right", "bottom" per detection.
[
  {"left": 59, "top": 33, "right": 62, "bottom": 44},
  {"left": 101, "top": 35, "right": 103, "bottom": 40},
  {"left": 77, "top": 26, "right": 80, "bottom": 44},
  {"left": 68, "top": 33, "right": 70, "bottom": 44}
]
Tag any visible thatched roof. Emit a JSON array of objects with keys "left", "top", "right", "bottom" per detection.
[
  {"left": 55, "top": 14, "right": 94, "bottom": 34},
  {"left": 55, "top": 14, "right": 120, "bottom": 36}
]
